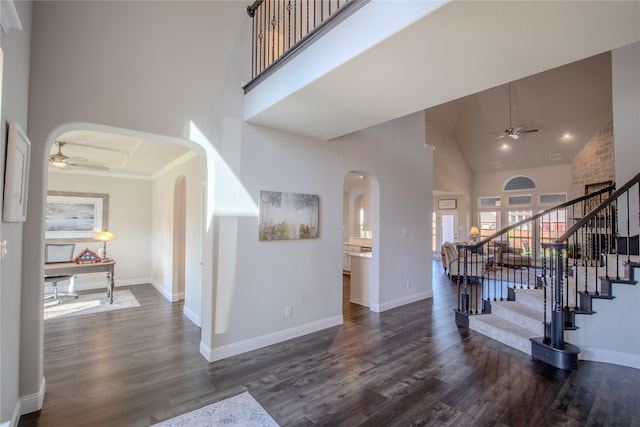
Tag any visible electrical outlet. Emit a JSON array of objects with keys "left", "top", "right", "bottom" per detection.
[
  {"left": 406, "top": 280, "right": 412, "bottom": 289},
  {"left": 285, "top": 306, "right": 292, "bottom": 318}
]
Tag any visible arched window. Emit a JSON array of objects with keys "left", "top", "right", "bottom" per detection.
[{"left": 504, "top": 176, "right": 536, "bottom": 191}]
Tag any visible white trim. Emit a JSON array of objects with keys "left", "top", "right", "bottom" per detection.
[
  {"left": 19, "top": 376, "right": 45, "bottom": 416},
  {"left": 66, "top": 277, "right": 152, "bottom": 293},
  {"left": 578, "top": 346, "right": 640, "bottom": 369},
  {"left": 200, "top": 315, "right": 343, "bottom": 362},
  {"left": 370, "top": 291, "right": 431, "bottom": 313},
  {"left": 149, "top": 279, "right": 180, "bottom": 302},
  {"left": 1, "top": 400, "right": 20, "bottom": 427},
  {"left": 183, "top": 305, "right": 201, "bottom": 327}
]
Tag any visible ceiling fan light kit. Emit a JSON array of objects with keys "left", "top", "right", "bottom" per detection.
[
  {"left": 49, "top": 141, "right": 109, "bottom": 171},
  {"left": 492, "top": 82, "right": 539, "bottom": 141}
]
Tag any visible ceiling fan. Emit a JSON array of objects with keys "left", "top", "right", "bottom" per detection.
[
  {"left": 491, "top": 82, "right": 539, "bottom": 140},
  {"left": 49, "top": 141, "right": 109, "bottom": 171}
]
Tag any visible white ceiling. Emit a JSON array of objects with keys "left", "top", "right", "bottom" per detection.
[{"left": 48, "top": 130, "right": 194, "bottom": 178}]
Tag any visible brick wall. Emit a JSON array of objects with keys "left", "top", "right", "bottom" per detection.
[{"left": 572, "top": 120, "right": 615, "bottom": 198}]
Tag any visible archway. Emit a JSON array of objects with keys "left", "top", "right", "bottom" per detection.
[
  {"left": 23, "top": 122, "right": 214, "bottom": 412},
  {"left": 342, "top": 171, "right": 380, "bottom": 312}
]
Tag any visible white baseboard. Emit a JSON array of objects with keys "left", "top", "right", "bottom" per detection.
[
  {"left": 183, "top": 305, "right": 201, "bottom": 327},
  {"left": 149, "top": 279, "right": 181, "bottom": 302},
  {"left": 19, "top": 376, "right": 45, "bottom": 418},
  {"left": 370, "top": 291, "right": 432, "bottom": 313},
  {"left": 2, "top": 398, "right": 20, "bottom": 427},
  {"left": 579, "top": 346, "right": 640, "bottom": 369},
  {"left": 200, "top": 315, "right": 343, "bottom": 362},
  {"left": 68, "top": 277, "right": 151, "bottom": 292}
]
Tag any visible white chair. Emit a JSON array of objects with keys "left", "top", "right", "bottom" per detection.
[{"left": 441, "top": 242, "right": 487, "bottom": 282}]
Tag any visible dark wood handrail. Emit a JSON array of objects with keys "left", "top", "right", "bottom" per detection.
[
  {"left": 247, "top": 0, "right": 264, "bottom": 17},
  {"left": 460, "top": 183, "right": 616, "bottom": 249},
  {"left": 556, "top": 171, "right": 640, "bottom": 242}
]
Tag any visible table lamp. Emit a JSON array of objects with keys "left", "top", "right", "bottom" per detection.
[
  {"left": 94, "top": 229, "right": 116, "bottom": 262},
  {"left": 469, "top": 226, "right": 479, "bottom": 242}
]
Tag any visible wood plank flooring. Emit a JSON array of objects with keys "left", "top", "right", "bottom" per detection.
[{"left": 19, "top": 262, "right": 640, "bottom": 426}]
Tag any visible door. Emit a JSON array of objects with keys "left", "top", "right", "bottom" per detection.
[{"left": 438, "top": 211, "right": 458, "bottom": 249}]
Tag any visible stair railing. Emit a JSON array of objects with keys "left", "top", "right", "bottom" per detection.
[
  {"left": 244, "top": 0, "right": 366, "bottom": 91},
  {"left": 454, "top": 183, "right": 616, "bottom": 319},
  {"left": 541, "top": 171, "right": 640, "bottom": 351}
]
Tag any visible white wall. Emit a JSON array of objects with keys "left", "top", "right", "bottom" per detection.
[
  {"left": 336, "top": 112, "right": 433, "bottom": 310},
  {"left": 21, "top": 1, "right": 435, "bottom": 400},
  {"left": 0, "top": 1, "right": 31, "bottom": 424},
  {"left": 612, "top": 41, "right": 640, "bottom": 237},
  {"left": 150, "top": 155, "right": 205, "bottom": 324},
  {"left": 47, "top": 172, "right": 153, "bottom": 289}
]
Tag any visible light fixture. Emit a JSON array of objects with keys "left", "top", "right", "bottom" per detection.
[
  {"left": 469, "top": 226, "right": 479, "bottom": 242},
  {"left": 94, "top": 229, "right": 116, "bottom": 262}
]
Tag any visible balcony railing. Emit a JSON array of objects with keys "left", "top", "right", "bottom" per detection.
[{"left": 245, "top": 0, "right": 365, "bottom": 92}]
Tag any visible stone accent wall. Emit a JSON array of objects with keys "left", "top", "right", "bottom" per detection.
[{"left": 572, "top": 120, "right": 615, "bottom": 198}]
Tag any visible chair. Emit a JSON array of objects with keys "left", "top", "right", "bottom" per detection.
[
  {"left": 441, "top": 242, "right": 487, "bottom": 282},
  {"left": 44, "top": 243, "right": 77, "bottom": 303},
  {"left": 44, "top": 275, "right": 76, "bottom": 304}
]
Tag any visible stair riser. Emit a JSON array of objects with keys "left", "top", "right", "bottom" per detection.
[
  {"left": 490, "top": 303, "right": 544, "bottom": 335},
  {"left": 469, "top": 318, "right": 532, "bottom": 355}
]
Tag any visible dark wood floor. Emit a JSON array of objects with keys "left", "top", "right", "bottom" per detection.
[{"left": 20, "top": 262, "right": 640, "bottom": 426}]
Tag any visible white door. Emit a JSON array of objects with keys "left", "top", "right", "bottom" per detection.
[{"left": 439, "top": 211, "right": 458, "bottom": 247}]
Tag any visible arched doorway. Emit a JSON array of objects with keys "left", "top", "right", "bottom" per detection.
[
  {"left": 173, "top": 176, "right": 187, "bottom": 300},
  {"left": 342, "top": 171, "right": 380, "bottom": 312}
]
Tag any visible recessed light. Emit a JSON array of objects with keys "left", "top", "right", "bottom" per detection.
[{"left": 562, "top": 133, "right": 573, "bottom": 141}]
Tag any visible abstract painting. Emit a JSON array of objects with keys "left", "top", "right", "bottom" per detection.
[{"left": 259, "top": 190, "right": 319, "bottom": 240}]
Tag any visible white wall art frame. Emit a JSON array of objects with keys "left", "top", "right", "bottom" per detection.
[{"left": 3, "top": 121, "right": 31, "bottom": 222}]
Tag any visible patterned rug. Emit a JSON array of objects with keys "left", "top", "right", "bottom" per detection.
[
  {"left": 44, "top": 289, "right": 141, "bottom": 320},
  {"left": 152, "top": 392, "right": 279, "bottom": 427}
]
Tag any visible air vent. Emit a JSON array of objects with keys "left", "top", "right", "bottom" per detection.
[
  {"left": 491, "top": 162, "right": 501, "bottom": 169},
  {"left": 549, "top": 153, "right": 561, "bottom": 161}
]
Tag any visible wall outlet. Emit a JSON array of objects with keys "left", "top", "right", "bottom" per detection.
[
  {"left": 406, "top": 280, "right": 412, "bottom": 289},
  {"left": 285, "top": 306, "right": 292, "bottom": 318}
]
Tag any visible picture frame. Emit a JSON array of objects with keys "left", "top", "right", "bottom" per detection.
[
  {"left": 259, "top": 190, "right": 319, "bottom": 241},
  {"left": 2, "top": 121, "right": 31, "bottom": 222},
  {"left": 45, "top": 191, "right": 109, "bottom": 242},
  {"left": 438, "top": 199, "right": 457, "bottom": 210}
]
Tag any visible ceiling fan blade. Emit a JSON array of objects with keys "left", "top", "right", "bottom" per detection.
[
  {"left": 68, "top": 162, "right": 110, "bottom": 171},
  {"left": 518, "top": 129, "right": 539, "bottom": 134}
]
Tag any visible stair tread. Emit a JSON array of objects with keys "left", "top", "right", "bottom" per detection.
[{"left": 469, "top": 314, "right": 536, "bottom": 355}]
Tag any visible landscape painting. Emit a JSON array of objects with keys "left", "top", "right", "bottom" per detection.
[
  {"left": 259, "top": 191, "right": 319, "bottom": 241},
  {"left": 46, "top": 192, "right": 108, "bottom": 242}
]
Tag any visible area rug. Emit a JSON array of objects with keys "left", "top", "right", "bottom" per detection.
[
  {"left": 44, "top": 289, "right": 141, "bottom": 320},
  {"left": 152, "top": 391, "right": 279, "bottom": 427}
]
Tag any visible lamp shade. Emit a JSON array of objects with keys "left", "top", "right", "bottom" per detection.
[
  {"left": 469, "top": 226, "right": 479, "bottom": 236},
  {"left": 94, "top": 230, "right": 115, "bottom": 241}
]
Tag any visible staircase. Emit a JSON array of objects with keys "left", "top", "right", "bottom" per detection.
[
  {"left": 453, "top": 172, "right": 640, "bottom": 370},
  {"left": 468, "top": 256, "right": 639, "bottom": 360}
]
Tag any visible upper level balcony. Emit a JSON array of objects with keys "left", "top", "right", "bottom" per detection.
[{"left": 243, "top": 1, "right": 640, "bottom": 141}]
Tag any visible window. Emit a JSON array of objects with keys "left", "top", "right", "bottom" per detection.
[
  {"left": 508, "top": 195, "right": 532, "bottom": 206},
  {"left": 479, "top": 211, "right": 498, "bottom": 239},
  {"left": 540, "top": 193, "right": 567, "bottom": 205},
  {"left": 432, "top": 212, "right": 437, "bottom": 252},
  {"left": 479, "top": 196, "right": 501, "bottom": 207},
  {"left": 508, "top": 210, "right": 532, "bottom": 249},
  {"left": 504, "top": 176, "right": 536, "bottom": 191}
]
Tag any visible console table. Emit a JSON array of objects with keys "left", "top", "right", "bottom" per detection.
[{"left": 45, "top": 260, "right": 116, "bottom": 304}]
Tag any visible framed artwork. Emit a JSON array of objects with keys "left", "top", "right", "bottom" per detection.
[
  {"left": 259, "top": 190, "right": 319, "bottom": 241},
  {"left": 438, "top": 199, "right": 457, "bottom": 210},
  {"left": 45, "top": 191, "right": 109, "bottom": 242},
  {"left": 2, "top": 121, "right": 31, "bottom": 222}
]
